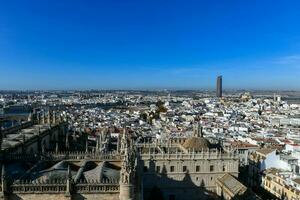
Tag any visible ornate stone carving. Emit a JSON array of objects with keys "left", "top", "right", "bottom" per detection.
[{"left": 120, "top": 129, "right": 136, "bottom": 185}]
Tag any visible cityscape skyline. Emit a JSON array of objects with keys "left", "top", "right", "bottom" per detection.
[
  {"left": 1, "top": 2, "right": 300, "bottom": 200},
  {"left": 1, "top": 1, "right": 300, "bottom": 90}
]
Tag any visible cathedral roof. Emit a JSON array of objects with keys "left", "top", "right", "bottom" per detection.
[
  {"left": 182, "top": 137, "right": 212, "bottom": 151},
  {"left": 84, "top": 161, "right": 120, "bottom": 182}
]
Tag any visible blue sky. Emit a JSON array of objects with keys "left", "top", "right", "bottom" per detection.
[{"left": 0, "top": 0, "right": 300, "bottom": 90}]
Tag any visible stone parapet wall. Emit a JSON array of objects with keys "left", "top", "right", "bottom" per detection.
[
  {"left": 140, "top": 151, "right": 238, "bottom": 160},
  {"left": 8, "top": 182, "right": 119, "bottom": 194},
  {"left": 11, "top": 183, "right": 67, "bottom": 193},
  {"left": 72, "top": 193, "right": 119, "bottom": 200},
  {"left": 9, "top": 194, "right": 70, "bottom": 200},
  {"left": 44, "top": 152, "right": 121, "bottom": 161},
  {"left": 8, "top": 193, "right": 119, "bottom": 200},
  {"left": 75, "top": 183, "right": 120, "bottom": 193}
]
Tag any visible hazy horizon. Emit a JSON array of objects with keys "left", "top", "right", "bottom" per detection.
[{"left": 0, "top": 87, "right": 300, "bottom": 92}]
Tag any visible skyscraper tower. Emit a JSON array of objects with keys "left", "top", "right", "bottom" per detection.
[{"left": 216, "top": 76, "right": 222, "bottom": 98}]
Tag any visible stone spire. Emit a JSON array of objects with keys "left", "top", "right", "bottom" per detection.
[
  {"left": 41, "top": 111, "right": 45, "bottom": 124},
  {"left": 65, "top": 165, "right": 72, "bottom": 198},
  {"left": 41, "top": 141, "right": 45, "bottom": 154},
  {"left": 31, "top": 109, "right": 37, "bottom": 124},
  {"left": 119, "top": 132, "right": 136, "bottom": 200},
  {"left": 103, "top": 128, "right": 110, "bottom": 153},
  {"left": 85, "top": 139, "right": 89, "bottom": 153},
  {"left": 117, "top": 132, "right": 121, "bottom": 153},
  {"left": 120, "top": 128, "right": 128, "bottom": 154},
  {"left": 52, "top": 111, "right": 56, "bottom": 125},
  {"left": 65, "top": 132, "right": 69, "bottom": 150},
  {"left": 55, "top": 142, "right": 59, "bottom": 154},
  {"left": 1, "top": 164, "right": 6, "bottom": 182},
  {"left": 46, "top": 110, "right": 51, "bottom": 124},
  {"left": 99, "top": 130, "right": 103, "bottom": 152},
  {"left": 27, "top": 112, "right": 32, "bottom": 122},
  {"left": 95, "top": 136, "right": 99, "bottom": 153},
  {"left": 1, "top": 165, "right": 7, "bottom": 199},
  {"left": 37, "top": 112, "right": 41, "bottom": 124}
]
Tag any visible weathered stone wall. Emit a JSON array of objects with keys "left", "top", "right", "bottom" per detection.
[
  {"left": 9, "top": 194, "right": 70, "bottom": 200},
  {"left": 142, "top": 159, "right": 239, "bottom": 187},
  {"left": 72, "top": 193, "right": 119, "bottom": 200},
  {"left": 140, "top": 153, "right": 239, "bottom": 200},
  {"left": 8, "top": 193, "right": 119, "bottom": 200},
  {"left": 144, "top": 187, "right": 216, "bottom": 200}
]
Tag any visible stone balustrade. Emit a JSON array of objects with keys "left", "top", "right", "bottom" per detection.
[
  {"left": 140, "top": 150, "right": 238, "bottom": 160},
  {"left": 44, "top": 151, "right": 121, "bottom": 161},
  {"left": 11, "top": 181, "right": 67, "bottom": 193},
  {"left": 0, "top": 153, "right": 40, "bottom": 161},
  {"left": 10, "top": 179, "right": 119, "bottom": 194},
  {"left": 0, "top": 151, "right": 121, "bottom": 161},
  {"left": 75, "top": 184, "right": 119, "bottom": 193}
]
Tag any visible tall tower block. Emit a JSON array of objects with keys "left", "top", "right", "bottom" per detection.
[{"left": 216, "top": 76, "right": 222, "bottom": 98}]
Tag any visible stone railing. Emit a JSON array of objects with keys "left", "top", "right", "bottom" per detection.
[
  {"left": 136, "top": 143, "right": 179, "bottom": 148},
  {"left": 0, "top": 151, "right": 121, "bottom": 161},
  {"left": 10, "top": 179, "right": 119, "bottom": 194},
  {"left": 11, "top": 181, "right": 67, "bottom": 193},
  {"left": 0, "top": 153, "right": 40, "bottom": 161},
  {"left": 75, "top": 183, "right": 119, "bottom": 193},
  {"left": 44, "top": 152, "right": 121, "bottom": 161},
  {"left": 140, "top": 150, "right": 238, "bottom": 160}
]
